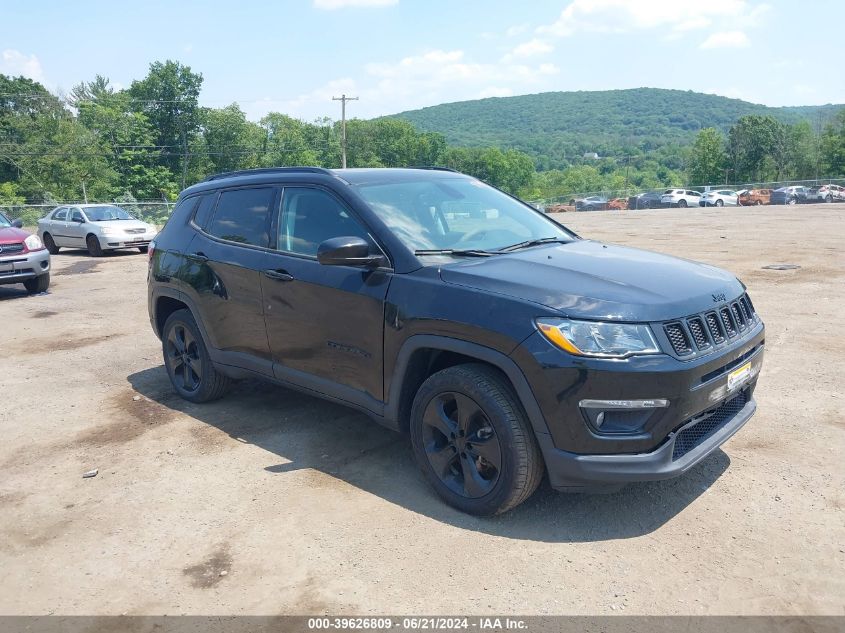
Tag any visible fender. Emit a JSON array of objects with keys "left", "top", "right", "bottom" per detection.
[{"left": 386, "top": 334, "right": 553, "bottom": 439}]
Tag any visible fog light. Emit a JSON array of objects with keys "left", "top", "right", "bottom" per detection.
[{"left": 579, "top": 399, "right": 669, "bottom": 435}]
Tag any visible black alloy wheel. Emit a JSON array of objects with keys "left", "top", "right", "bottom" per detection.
[
  {"left": 166, "top": 323, "right": 203, "bottom": 393},
  {"left": 410, "top": 364, "right": 544, "bottom": 515},
  {"left": 161, "top": 309, "right": 231, "bottom": 403},
  {"left": 420, "top": 391, "right": 502, "bottom": 498}
]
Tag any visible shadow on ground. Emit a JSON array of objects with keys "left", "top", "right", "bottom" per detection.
[{"left": 128, "top": 365, "right": 730, "bottom": 543}]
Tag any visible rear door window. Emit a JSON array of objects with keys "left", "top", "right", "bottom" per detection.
[
  {"left": 53, "top": 208, "right": 67, "bottom": 221},
  {"left": 207, "top": 187, "right": 275, "bottom": 248}
]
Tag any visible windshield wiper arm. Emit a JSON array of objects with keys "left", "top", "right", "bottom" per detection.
[
  {"left": 499, "top": 237, "right": 570, "bottom": 252},
  {"left": 414, "top": 248, "right": 496, "bottom": 257}
]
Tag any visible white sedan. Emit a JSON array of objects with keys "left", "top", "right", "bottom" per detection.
[{"left": 37, "top": 204, "right": 158, "bottom": 256}]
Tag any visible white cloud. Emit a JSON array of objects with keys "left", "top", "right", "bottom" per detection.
[
  {"left": 258, "top": 49, "right": 559, "bottom": 120},
  {"left": 538, "top": 1, "right": 768, "bottom": 37},
  {"left": 1, "top": 49, "right": 45, "bottom": 83},
  {"left": 313, "top": 0, "right": 397, "bottom": 9},
  {"left": 505, "top": 23, "right": 530, "bottom": 37},
  {"left": 699, "top": 30, "right": 750, "bottom": 49},
  {"left": 504, "top": 38, "right": 554, "bottom": 61}
]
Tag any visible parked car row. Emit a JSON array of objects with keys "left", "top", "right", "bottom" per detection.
[
  {"left": 1, "top": 203, "right": 158, "bottom": 295},
  {"left": 610, "top": 184, "right": 845, "bottom": 211}
]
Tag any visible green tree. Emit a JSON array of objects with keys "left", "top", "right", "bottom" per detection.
[
  {"left": 200, "top": 104, "right": 264, "bottom": 174},
  {"left": 260, "top": 113, "right": 321, "bottom": 167},
  {"left": 687, "top": 128, "right": 727, "bottom": 185},
  {"left": 727, "top": 115, "right": 782, "bottom": 182},
  {"left": 821, "top": 109, "right": 845, "bottom": 177},
  {"left": 128, "top": 60, "right": 203, "bottom": 186},
  {"left": 76, "top": 92, "right": 177, "bottom": 199}
]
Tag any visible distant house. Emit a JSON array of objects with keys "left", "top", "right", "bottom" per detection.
[{"left": 583, "top": 152, "right": 599, "bottom": 160}]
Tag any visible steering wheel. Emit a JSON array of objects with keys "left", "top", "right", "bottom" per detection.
[{"left": 456, "top": 228, "right": 521, "bottom": 247}]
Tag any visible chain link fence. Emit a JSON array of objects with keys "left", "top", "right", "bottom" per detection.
[{"left": 0, "top": 202, "right": 175, "bottom": 227}]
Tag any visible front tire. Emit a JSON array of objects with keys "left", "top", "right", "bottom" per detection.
[
  {"left": 162, "top": 309, "right": 231, "bottom": 403},
  {"left": 825, "top": 194, "right": 833, "bottom": 203},
  {"left": 787, "top": 197, "right": 796, "bottom": 205},
  {"left": 410, "top": 364, "right": 544, "bottom": 516},
  {"left": 715, "top": 199, "right": 724, "bottom": 207},
  {"left": 86, "top": 234, "right": 104, "bottom": 257},
  {"left": 23, "top": 273, "right": 50, "bottom": 294},
  {"left": 43, "top": 233, "right": 60, "bottom": 254},
  {"left": 678, "top": 199, "right": 687, "bottom": 208}
]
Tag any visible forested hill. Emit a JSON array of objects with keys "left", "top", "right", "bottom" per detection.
[{"left": 390, "top": 88, "right": 843, "bottom": 169}]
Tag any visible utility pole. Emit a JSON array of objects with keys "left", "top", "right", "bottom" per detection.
[{"left": 332, "top": 94, "right": 358, "bottom": 168}]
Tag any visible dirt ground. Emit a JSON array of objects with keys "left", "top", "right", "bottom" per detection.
[{"left": 0, "top": 205, "right": 843, "bottom": 616}]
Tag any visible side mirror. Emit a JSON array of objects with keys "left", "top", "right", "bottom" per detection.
[
  {"left": 317, "top": 236, "right": 386, "bottom": 268},
  {"left": 74, "top": 217, "right": 85, "bottom": 223},
  {"left": 11, "top": 218, "right": 23, "bottom": 228}
]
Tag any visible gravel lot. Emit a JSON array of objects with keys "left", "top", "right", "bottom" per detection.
[{"left": 1, "top": 205, "right": 843, "bottom": 616}]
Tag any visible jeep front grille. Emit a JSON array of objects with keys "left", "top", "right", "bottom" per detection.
[{"left": 662, "top": 293, "right": 759, "bottom": 358}]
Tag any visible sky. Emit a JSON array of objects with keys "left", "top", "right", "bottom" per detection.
[{"left": 1, "top": 0, "right": 843, "bottom": 122}]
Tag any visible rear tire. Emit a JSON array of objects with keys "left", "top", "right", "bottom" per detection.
[
  {"left": 409, "top": 364, "right": 544, "bottom": 516},
  {"left": 162, "top": 309, "right": 231, "bottom": 403},
  {"left": 825, "top": 194, "right": 833, "bottom": 203},
  {"left": 678, "top": 199, "right": 687, "bottom": 208},
  {"left": 715, "top": 199, "right": 724, "bottom": 207},
  {"left": 23, "top": 273, "right": 50, "bottom": 294},
  {"left": 787, "top": 197, "right": 796, "bottom": 205},
  {"left": 86, "top": 234, "right": 103, "bottom": 257},
  {"left": 43, "top": 233, "right": 60, "bottom": 254}
]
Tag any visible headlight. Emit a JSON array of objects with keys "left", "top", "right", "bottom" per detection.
[
  {"left": 536, "top": 318, "right": 661, "bottom": 358},
  {"left": 24, "top": 234, "right": 44, "bottom": 251},
  {"left": 100, "top": 227, "right": 118, "bottom": 236}
]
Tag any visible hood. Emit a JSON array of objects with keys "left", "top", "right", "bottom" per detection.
[
  {"left": 438, "top": 240, "right": 744, "bottom": 322},
  {"left": 94, "top": 220, "right": 153, "bottom": 231},
  {"left": 0, "top": 226, "right": 31, "bottom": 244}
]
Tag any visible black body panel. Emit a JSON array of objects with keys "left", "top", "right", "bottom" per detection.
[{"left": 148, "top": 167, "right": 765, "bottom": 491}]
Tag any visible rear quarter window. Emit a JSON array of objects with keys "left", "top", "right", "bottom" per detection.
[{"left": 192, "top": 194, "right": 217, "bottom": 230}]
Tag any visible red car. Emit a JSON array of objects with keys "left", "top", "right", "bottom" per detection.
[{"left": 0, "top": 210, "right": 51, "bottom": 293}]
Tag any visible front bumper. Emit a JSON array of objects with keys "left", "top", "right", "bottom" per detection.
[
  {"left": 0, "top": 248, "right": 50, "bottom": 284},
  {"left": 537, "top": 389, "right": 756, "bottom": 490},
  {"left": 511, "top": 321, "right": 764, "bottom": 489},
  {"left": 99, "top": 234, "right": 153, "bottom": 249}
]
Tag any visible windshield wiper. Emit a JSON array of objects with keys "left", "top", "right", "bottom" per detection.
[
  {"left": 414, "top": 248, "right": 497, "bottom": 257},
  {"left": 498, "top": 237, "right": 570, "bottom": 252}
]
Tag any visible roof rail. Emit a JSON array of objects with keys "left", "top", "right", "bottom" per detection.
[
  {"left": 202, "top": 167, "right": 335, "bottom": 182},
  {"left": 409, "top": 166, "right": 461, "bottom": 173}
]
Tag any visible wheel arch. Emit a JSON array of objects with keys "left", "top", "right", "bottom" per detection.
[{"left": 386, "top": 335, "right": 552, "bottom": 440}]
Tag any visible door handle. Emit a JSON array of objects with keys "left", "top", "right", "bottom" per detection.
[
  {"left": 264, "top": 269, "right": 294, "bottom": 282},
  {"left": 188, "top": 252, "right": 209, "bottom": 263}
]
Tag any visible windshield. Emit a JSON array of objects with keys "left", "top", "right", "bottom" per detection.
[
  {"left": 353, "top": 177, "right": 574, "bottom": 253},
  {"left": 84, "top": 205, "right": 135, "bottom": 222},
  {"left": 0, "top": 212, "right": 11, "bottom": 228}
]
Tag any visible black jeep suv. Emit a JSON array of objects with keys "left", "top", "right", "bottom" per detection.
[{"left": 148, "top": 167, "right": 764, "bottom": 515}]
